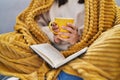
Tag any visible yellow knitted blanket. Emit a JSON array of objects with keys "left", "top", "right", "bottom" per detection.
[{"left": 0, "top": 0, "right": 120, "bottom": 80}]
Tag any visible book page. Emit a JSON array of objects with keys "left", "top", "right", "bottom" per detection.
[
  {"left": 54, "top": 47, "right": 88, "bottom": 68},
  {"left": 30, "top": 43, "right": 65, "bottom": 67}
]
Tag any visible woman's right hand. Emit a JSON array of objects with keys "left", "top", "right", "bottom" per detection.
[
  {"left": 51, "top": 22, "right": 61, "bottom": 44},
  {"left": 51, "top": 22, "right": 59, "bottom": 33}
]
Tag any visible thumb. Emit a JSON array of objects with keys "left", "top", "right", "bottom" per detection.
[{"left": 54, "top": 36, "right": 61, "bottom": 44}]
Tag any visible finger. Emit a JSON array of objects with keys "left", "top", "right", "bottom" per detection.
[
  {"left": 54, "top": 36, "right": 61, "bottom": 44},
  {"left": 58, "top": 32, "right": 71, "bottom": 37},
  {"left": 51, "top": 22, "right": 57, "bottom": 26},
  {"left": 58, "top": 32, "right": 73, "bottom": 42},
  {"left": 52, "top": 25, "right": 59, "bottom": 32},
  {"left": 62, "top": 26, "right": 75, "bottom": 33},
  {"left": 67, "top": 23, "right": 77, "bottom": 30},
  {"left": 57, "top": 35, "right": 69, "bottom": 42},
  {"left": 52, "top": 25, "right": 59, "bottom": 30}
]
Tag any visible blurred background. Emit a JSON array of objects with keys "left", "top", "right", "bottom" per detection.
[
  {"left": 0, "top": 0, "right": 31, "bottom": 34},
  {"left": 0, "top": 0, "right": 120, "bottom": 34}
]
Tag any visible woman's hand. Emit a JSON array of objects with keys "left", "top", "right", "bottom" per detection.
[
  {"left": 52, "top": 23, "right": 79, "bottom": 45},
  {"left": 51, "top": 22, "right": 61, "bottom": 44},
  {"left": 57, "top": 23, "right": 79, "bottom": 45}
]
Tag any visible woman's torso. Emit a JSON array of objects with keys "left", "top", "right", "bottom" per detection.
[{"left": 37, "top": 0, "right": 85, "bottom": 50}]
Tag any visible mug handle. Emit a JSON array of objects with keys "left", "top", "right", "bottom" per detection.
[
  {"left": 49, "top": 21, "right": 69, "bottom": 39},
  {"left": 48, "top": 21, "right": 58, "bottom": 34}
]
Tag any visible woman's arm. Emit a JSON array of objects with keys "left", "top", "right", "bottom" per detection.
[
  {"left": 35, "top": 12, "right": 55, "bottom": 43},
  {"left": 36, "top": 11, "right": 50, "bottom": 27}
]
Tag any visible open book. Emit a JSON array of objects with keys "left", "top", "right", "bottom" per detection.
[{"left": 30, "top": 43, "right": 87, "bottom": 68}]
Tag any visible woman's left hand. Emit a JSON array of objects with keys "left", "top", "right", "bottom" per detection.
[{"left": 57, "top": 23, "right": 80, "bottom": 45}]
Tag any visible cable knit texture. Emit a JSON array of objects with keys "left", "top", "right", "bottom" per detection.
[{"left": 0, "top": 0, "right": 120, "bottom": 80}]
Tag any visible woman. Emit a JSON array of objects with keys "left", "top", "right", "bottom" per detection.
[
  {"left": 37, "top": 0, "right": 85, "bottom": 79},
  {"left": 37, "top": 0, "right": 84, "bottom": 80},
  {"left": 37, "top": 0, "right": 85, "bottom": 51},
  {"left": 0, "top": 0, "right": 120, "bottom": 79}
]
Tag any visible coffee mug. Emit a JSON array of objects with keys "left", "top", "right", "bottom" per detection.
[{"left": 49, "top": 17, "right": 74, "bottom": 38}]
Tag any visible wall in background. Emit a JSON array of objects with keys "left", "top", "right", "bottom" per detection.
[
  {"left": 0, "top": 0, "right": 30, "bottom": 34},
  {"left": 0, "top": 0, "right": 120, "bottom": 34},
  {"left": 116, "top": 0, "right": 120, "bottom": 5}
]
